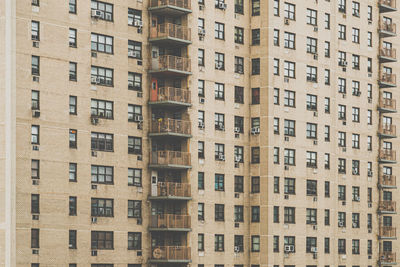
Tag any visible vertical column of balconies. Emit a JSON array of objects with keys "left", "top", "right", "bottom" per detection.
[
  {"left": 377, "top": 1, "right": 397, "bottom": 265},
  {"left": 147, "top": 1, "right": 192, "bottom": 266}
]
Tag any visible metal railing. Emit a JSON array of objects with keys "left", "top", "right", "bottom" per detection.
[
  {"left": 380, "top": 47, "right": 397, "bottom": 59},
  {"left": 379, "top": 226, "right": 397, "bottom": 238},
  {"left": 379, "top": 149, "right": 396, "bottom": 161},
  {"left": 380, "top": 73, "right": 397, "bottom": 84},
  {"left": 380, "top": 97, "right": 397, "bottom": 110},
  {"left": 149, "top": 0, "right": 191, "bottom": 9},
  {"left": 151, "top": 87, "right": 191, "bottom": 104},
  {"left": 150, "top": 23, "right": 191, "bottom": 42},
  {"left": 151, "top": 118, "right": 191, "bottom": 135},
  {"left": 380, "top": 21, "right": 397, "bottom": 34},
  {"left": 154, "top": 182, "right": 191, "bottom": 197},
  {"left": 380, "top": 252, "right": 396, "bottom": 263},
  {"left": 150, "top": 214, "right": 191, "bottom": 229},
  {"left": 381, "top": 174, "right": 397, "bottom": 187},
  {"left": 379, "top": 201, "right": 396, "bottom": 212},
  {"left": 379, "top": 123, "right": 396, "bottom": 136},
  {"left": 150, "top": 150, "right": 191, "bottom": 166},
  {"left": 151, "top": 246, "right": 191, "bottom": 260},
  {"left": 380, "top": 0, "right": 396, "bottom": 8},
  {"left": 153, "top": 55, "right": 191, "bottom": 73}
]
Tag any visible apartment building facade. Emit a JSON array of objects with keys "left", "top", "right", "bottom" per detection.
[{"left": 0, "top": 0, "right": 398, "bottom": 267}]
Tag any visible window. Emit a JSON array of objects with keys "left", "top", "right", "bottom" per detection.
[
  {"left": 252, "top": 58, "right": 260, "bottom": 75},
  {"left": 31, "top": 56, "right": 40, "bottom": 75},
  {"left": 128, "top": 104, "right": 142, "bottom": 122},
  {"left": 325, "top": 13, "right": 330, "bottom": 29},
  {"left": 306, "top": 180, "right": 317, "bottom": 195},
  {"left": 338, "top": 0, "right": 346, "bottom": 12},
  {"left": 234, "top": 176, "right": 244, "bottom": 193},
  {"left": 91, "top": 231, "right": 113, "bottom": 249},
  {"left": 306, "top": 151, "right": 317, "bottom": 168},
  {"left": 284, "top": 178, "right": 295, "bottom": 194},
  {"left": 284, "top": 2, "right": 295, "bottom": 20},
  {"left": 273, "top": 29, "right": 279, "bottom": 46},
  {"left": 31, "top": 125, "right": 39, "bottom": 144},
  {"left": 352, "top": 240, "right": 360, "bottom": 254},
  {"left": 234, "top": 27, "right": 244, "bottom": 44},
  {"left": 69, "top": 96, "right": 77, "bottom": 115},
  {"left": 338, "top": 77, "right": 346, "bottom": 93},
  {"left": 306, "top": 9, "right": 317, "bottom": 25},
  {"left": 128, "top": 40, "right": 142, "bottom": 59},
  {"left": 31, "top": 194, "right": 40, "bottom": 214},
  {"left": 325, "top": 181, "right": 330, "bottom": 197},
  {"left": 273, "top": 118, "right": 279, "bottom": 134},
  {"left": 235, "top": 57, "right": 244, "bottom": 74},
  {"left": 325, "top": 153, "right": 330, "bottom": 169},
  {"left": 32, "top": 0, "right": 39, "bottom": 6},
  {"left": 215, "top": 113, "right": 225, "bottom": 130},
  {"left": 324, "top": 69, "right": 330, "bottom": 85},
  {"left": 352, "top": 134, "right": 360, "bottom": 149},
  {"left": 215, "top": 204, "right": 224, "bottom": 221},
  {"left": 338, "top": 24, "right": 346, "bottom": 40},
  {"left": 273, "top": 0, "right": 279, "bottom": 15},
  {"left": 32, "top": 21, "right": 39, "bottom": 40},
  {"left": 198, "top": 141, "right": 205, "bottom": 159},
  {"left": 215, "top": 174, "right": 224, "bottom": 191},
  {"left": 69, "top": 62, "right": 77, "bottom": 81},
  {"left": 234, "top": 116, "right": 244, "bottom": 133},
  {"left": 127, "top": 168, "right": 141, "bottom": 187},
  {"left": 215, "top": 234, "right": 224, "bottom": 251},
  {"left": 91, "top": 0, "right": 113, "bottom": 21},
  {"left": 325, "top": 41, "right": 330, "bottom": 57},
  {"left": 69, "top": 230, "right": 77, "bottom": 249},
  {"left": 234, "top": 235, "right": 244, "bottom": 253},
  {"left": 273, "top": 59, "right": 279, "bottom": 75},
  {"left": 69, "top": 163, "right": 77, "bottom": 182},
  {"left": 91, "top": 99, "right": 113, "bottom": 119},
  {"left": 352, "top": 107, "right": 360, "bottom": 122},
  {"left": 284, "top": 236, "right": 295, "bottom": 251},
  {"left": 352, "top": 54, "right": 360, "bottom": 69},
  {"left": 252, "top": 88, "right": 260, "bottom": 104},
  {"left": 252, "top": 0, "right": 260, "bottom": 15},
  {"left": 306, "top": 94, "right": 317, "bottom": 111},
  {"left": 91, "top": 33, "right": 113, "bottom": 54},
  {"left": 251, "top": 147, "right": 260, "bottom": 163},
  {"left": 284, "top": 207, "right": 295, "bottom": 223},
  {"left": 284, "top": 61, "right": 295, "bottom": 78},
  {"left": 91, "top": 66, "right": 113, "bottom": 86},
  {"left": 234, "top": 205, "right": 244, "bottom": 222},
  {"left": 31, "top": 90, "right": 39, "bottom": 111},
  {"left": 31, "top": 160, "right": 39, "bottom": 179},
  {"left": 367, "top": 109, "right": 372, "bottom": 125},
  {"left": 273, "top": 88, "right": 279, "bottom": 104},
  {"left": 273, "top": 176, "right": 279, "bottom": 193},
  {"left": 352, "top": 213, "right": 360, "bottom": 228},
  {"left": 31, "top": 228, "right": 39, "bottom": 248},
  {"left": 233, "top": 86, "right": 244, "bottom": 104},
  {"left": 338, "top": 158, "right": 346, "bottom": 174},
  {"left": 128, "top": 136, "right": 142, "bottom": 155},
  {"left": 273, "top": 147, "right": 279, "bottom": 164},
  {"left": 128, "top": 8, "right": 142, "bottom": 26},
  {"left": 284, "top": 90, "right": 295, "bottom": 107},
  {"left": 306, "top": 209, "right": 317, "bottom": 225},
  {"left": 91, "top": 132, "right": 113, "bottom": 152},
  {"left": 367, "top": 136, "right": 372, "bottom": 151},
  {"left": 69, "top": 196, "right": 77, "bottom": 216},
  {"left": 338, "top": 185, "right": 346, "bottom": 200},
  {"left": 325, "top": 209, "right": 330, "bottom": 225},
  {"left": 198, "top": 203, "right": 205, "bottom": 220},
  {"left": 306, "top": 237, "right": 317, "bottom": 253},
  {"left": 338, "top": 105, "right": 346, "bottom": 120},
  {"left": 69, "top": 0, "right": 76, "bottom": 14},
  {"left": 198, "top": 80, "right": 205, "bottom": 97},
  {"left": 252, "top": 176, "right": 260, "bottom": 193},
  {"left": 69, "top": 28, "right": 77, "bottom": 47},
  {"left": 352, "top": 28, "right": 359, "bottom": 43},
  {"left": 284, "top": 119, "right": 295, "bottom": 136},
  {"left": 306, "top": 37, "right": 317, "bottom": 54},
  {"left": 215, "top": 53, "right": 225, "bottom": 70},
  {"left": 251, "top": 236, "right": 260, "bottom": 252},
  {"left": 252, "top": 29, "right": 260, "bottom": 45},
  {"left": 273, "top": 206, "right": 279, "bottom": 223},
  {"left": 198, "top": 234, "right": 205, "bottom": 251},
  {"left": 128, "top": 72, "right": 142, "bottom": 91},
  {"left": 284, "top": 32, "right": 295, "bottom": 49},
  {"left": 91, "top": 165, "right": 113, "bottom": 184},
  {"left": 198, "top": 49, "right": 205, "bottom": 66},
  {"left": 214, "top": 83, "right": 225, "bottom": 100},
  {"left": 91, "top": 198, "right": 113, "bottom": 217},
  {"left": 128, "top": 232, "right": 141, "bottom": 250},
  {"left": 251, "top": 206, "right": 260, "bottom": 222},
  {"left": 284, "top": 149, "right": 295, "bottom": 165},
  {"left": 352, "top": 1, "right": 360, "bottom": 16},
  {"left": 306, "top": 66, "right": 317, "bottom": 82},
  {"left": 324, "top": 238, "right": 330, "bottom": 253},
  {"left": 367, "top": 31, "right": 372, "bottom": 47},
  {"left": 215, "top": 22, "right": 225, "bottom": 40},
  {"left": 338, "top": 212, "right": 346, "bottom": 227},
  {"left": 234, "top": 0, "right": 244, "bottom": 13},
  {"left": 352, "top": 186, "right": 360, "bottom": 200}
]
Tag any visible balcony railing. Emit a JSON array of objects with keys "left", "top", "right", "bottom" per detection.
[
  {"left": 150, "top": 23, "right": 191, "bottom": 42},
  {"left": 379, "top": 201, "right": 396, "bottom": 213},
  {"left": 380, "top": 252, "right": 397, "bottom": 263},
  {"left": 379, "top": 226, "right": 397, "bottom": 238},
  {"left": 380, "top": 47, "right": 397, "bottom": 60},
  {"left": 381, "top": 174, "right": 397, "bottom": 187},
  {"left": 151, "top": 246, "right": 191, "bottom": 261},
  {"left": 151, "top": 55, "right": 191, "bottom": 73},
  {"left": 379, "top": 21, "right": 397, "bottom": 35},
  {"left": 150, "top": 150, "right": 191, "bottom": 167},
  {"left": 379, "top": 97, "right": 397, "bottom": 111},
  {"left": 150, "top": 118, "right": 191, "bottom": 136},
  {"left": 149, "top": 0, "right": 191, "bottom": 10},
  {"left": 150, "top": 87, "right": 191, "bottom": 105},
  {"left": 379, "top": 149, "right": 396, "bottom": 162},
  {"left": 379, "top": 123, "right": 396, "bottom": 137},
  {"left": 379, "top": 0, "right": 397, "bottom": 11},
  {"left": 380, "top": 73, "right": 397, "bottom": 86},
  {"left": 152, "top": 182, "right": 191, "bottom": 198},
  {"left": 150, "top": 214, "right": 191, "bottom": 229}
]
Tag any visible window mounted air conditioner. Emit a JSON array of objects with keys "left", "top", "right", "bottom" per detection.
[
  {"left": 218, "top": 154, "right": 225, "bottom": 161},
  {"left": 32, "top": 110, "right": 40, "bottom": 118},
  {"left": 91, "top": 217, "right": 97, "bottom": 223},
  {"left": 251, "top": 127, "right": 260, "bottom": 135},
  {"left": 338, "top": 221, "right": 344, "bottom": 227},
  {"left": 91, "top": 9, "right": 102, "bottom": 18},
  {"left": 234, "top": 156, "right": 241, "bottom": 162},
  {"left": 134, "top": 115, "right": 143, "bottom": 122},
  {"left": 311, "top": 247, "right": 317, "bottom": 253},
  {"left": 368, "top": 171, "right": 373, "bottom": 177},
  {"left": 199, "top": 97, "right": 205, "bottom": 104},
  {"left": 234, "top": 127, "right": 241, "bottom": 133},
  {"left": 284, "top": 18, "right": 290, "bottom": 25},
  {"left": 352, "top": 223, "right": 358, "bottom": 228},
  {"left": 218, "top": 2, "right": 227, "bottom": 9},
  {"left": 215, "top": 62, "right": 223, "bottom": 70},
  {"left": 32, "top": 179, "right": 39, "bottom": 185},
  {"left": 234, "top": 246, "right": 240, "bottom": 253},
  {"left": 198, "top": 121, "right": 205, "bottom": 129},
  {"left": 134, "top": 20, "right": 143, "bottom": 27},
  {"left": 198, "top": 28, "right": 206, "bottom": 36}
]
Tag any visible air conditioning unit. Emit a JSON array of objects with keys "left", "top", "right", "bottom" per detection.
[
  {"left": 234, "top": 193, "right": 240, "bottom": 198},
  {"left": 32, "top": 145, "right": 39, "bottom": 151},
  {"left": 352, "top": 168, "right": 359, "bottom": 175},
  {"left": 199, "top": 97, "right": 205, "bottom": 104},
  {"left": 91, "top": 9, "right": 102, "bottom": 18},
  {"left": 69, "top": 244, "right": 74, "bottom": 249},
  {"left": 251, "top": 127, "right": 260, "bottom": 135},
  {"left": 234, "top": 127, "right": 241, "bottom": 133},
  {"left": 32, "top": 110, "right": 40, "bottom": 117},
  {"left": 313, "top": 54, "right": 318, "bottom": 60},
  {"left": 284, "top": 245, "right": 294, "bottom": 252},
  {"left": 234, "top": 246, "right": 240, "bottom": 253},
  {"left": 354, "top": 196, "right": 360, "bottom": 201},
  {"left": 367, "top": 171, "right": 373, "bottom": 177},
  {"left": 91, "top": 150, "right": 98, "bottom": 157},
  {"left": 198, "top": 121, "right": 205, "bottom": 129},
  {"left": 199, "top": 4, "right": 205, "bottom": 10},
  {"left": 218, "top": 154, "right": 225, "bottom": 161},
  {"left": 313, "top": 225, "right": 318, "bottom": 230},
  {"left": 129, "top": 50, "right": 140, "bottom": 58},
  {"left": 32, "top": 214, "right": 39, "bottom": 220},
  {"left": 284, "top": 77, "right": 289, "bottom": 83},
  {"left": 313, "top": 140, "right": 318, "bottom": 145},
  {"left": 234, "top": 156, "right": 241, "bottom": 162},
  {"left": 198, "top": 28, "right": 206, "bottom": 36},
  {"left": 134, "top": 115, "right": 143, "bottom": 122},
  {"left": 218, "top": 2, "right": 227, "bottom": 9},
  {"left": 91, "top": 77, "right": 101, "bottom": 84},
  {"left": 91, "top": 217, "right": 97, "bottom": 223},
  {"left": 284, "top": 194, "right": 289, "bottom": 199},
  {"left": 338, "top": 221, "right": 344, "bottom": 227},
  {"left": 311, "top": 247, "right": 317, "bottom": 253},
  {"left": 313, "top": 196, "right": 318, "bottom": 202},
  {"left": 91, "top": 184, "right": 97, "bottom": 189},
  {"left": 137, "top": 91, "right": 143, "bottom": 98},
  {"left": 91, "top": 250, "right": 98, "bottom": 256},
  {"left": 217, "top": 123, "right": 225, "bottom": 131},
  {"left": 32, "top": 0, "right": 39, "bottom": 5},
  {"left": 342, "top": 201, "right": 346, "bottom": 206},
  {"left": 352, "top": 223, "right": 358, "bottom": 228},
  {"left": 234, "top": 222, "right": 239, "bottom": 228},
  {"left": 91, "top": 51, "right": 97, "bottom": 57},
  {"left": 137, "top": 218, "right": 142, "bottom": 225},
  {"left": 134, "top": 20, "right": 143, "bottom": 27},
  {"left": 354, "top": 10, "right": 359, "bottom": 16},
  {"left": 32, "top": 249, "right": 39, "bottom": 254},
  {"left": 215, "top": 62, "right": 223, "bottom": 69},
  {"left": 284, "top": 18, "right": 289, "bottom": 25},
  {"left": 313, "top": 27, "right": 318, "bottom": 32},
  {"left": 313, "top": 111, "right": 318, "bottom": 117},
  {"left": 91, "top": 117, "right": 99, "bottom": 125},
  {"left": 284, "top": 165, "right": 289, "bottom": 170},
  {"left": 32, "top": 76, "right": 39, "bottom": 82},
  {"left": 368, "top": 202, "right": 372, "bottom": 208},
  {"left": 32, "top": 41, "right": 39, "bottom": 48},
  {"left": 284, "top": 136, "right": 289, "bottom": 141},
  {"left": 368, "top": 98, "right": 372, "bottom": 103},
  {"left": 32, "top": 179, "right": 39, "bottom": 185}
]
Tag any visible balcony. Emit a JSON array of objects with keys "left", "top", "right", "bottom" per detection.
[
  {"left": 149, "top": 87, "right": 191, "bottom": 107},
  {"left": 379, "top": 21, "right": 397, "bottom": 37},
  {"left": 149, "top": 246, "right": 191, "bottom": 263},
  {"left": 379, "top": 47, "right": 397, "bottom": 62},
  {"left": 149, "top": 150, "right": 191, "bottom": 169},
  {"left": 379, "top": 226, "right": 397, "bottom": 239},
  {"left": 380, "top": 174, "right": 397, "bottom": 189},
  {"left": 379, "top": 97, "right": 397, "bottom": 113},
  {"left": 379, "top": 73, "right": 397, "bottom": 88},
  {"left": 149, "top": 214, "right": 191, "bottom": 231},
  {"left": 380, "top": 252, "right": 397, "bottom": 264},
  {"left": 150, "top": 23, "right": 191, "bottom": 45},
  {"left": 379, "top": 149, "right": 397, "bottom": 163},
  {"left": 150, "top": 55, "right": 191, "bottom": 76},
  {"left": 149, "top": 182, "right": 191, "bottom": 200},
  {"left": 378, "top": 123, "right": 397, "bottom": 138},
  {"left": 150, "top": 118, "right": 191, "bottom": 138},
  {"left": 379, "top": 201, "right": 397, "bottom": 214},
  {"left": 379, "top": 0, "right": 397, "bottom": 13},
  {"left": 148, "top": 0, "right": 191, "bottom": 16}
]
